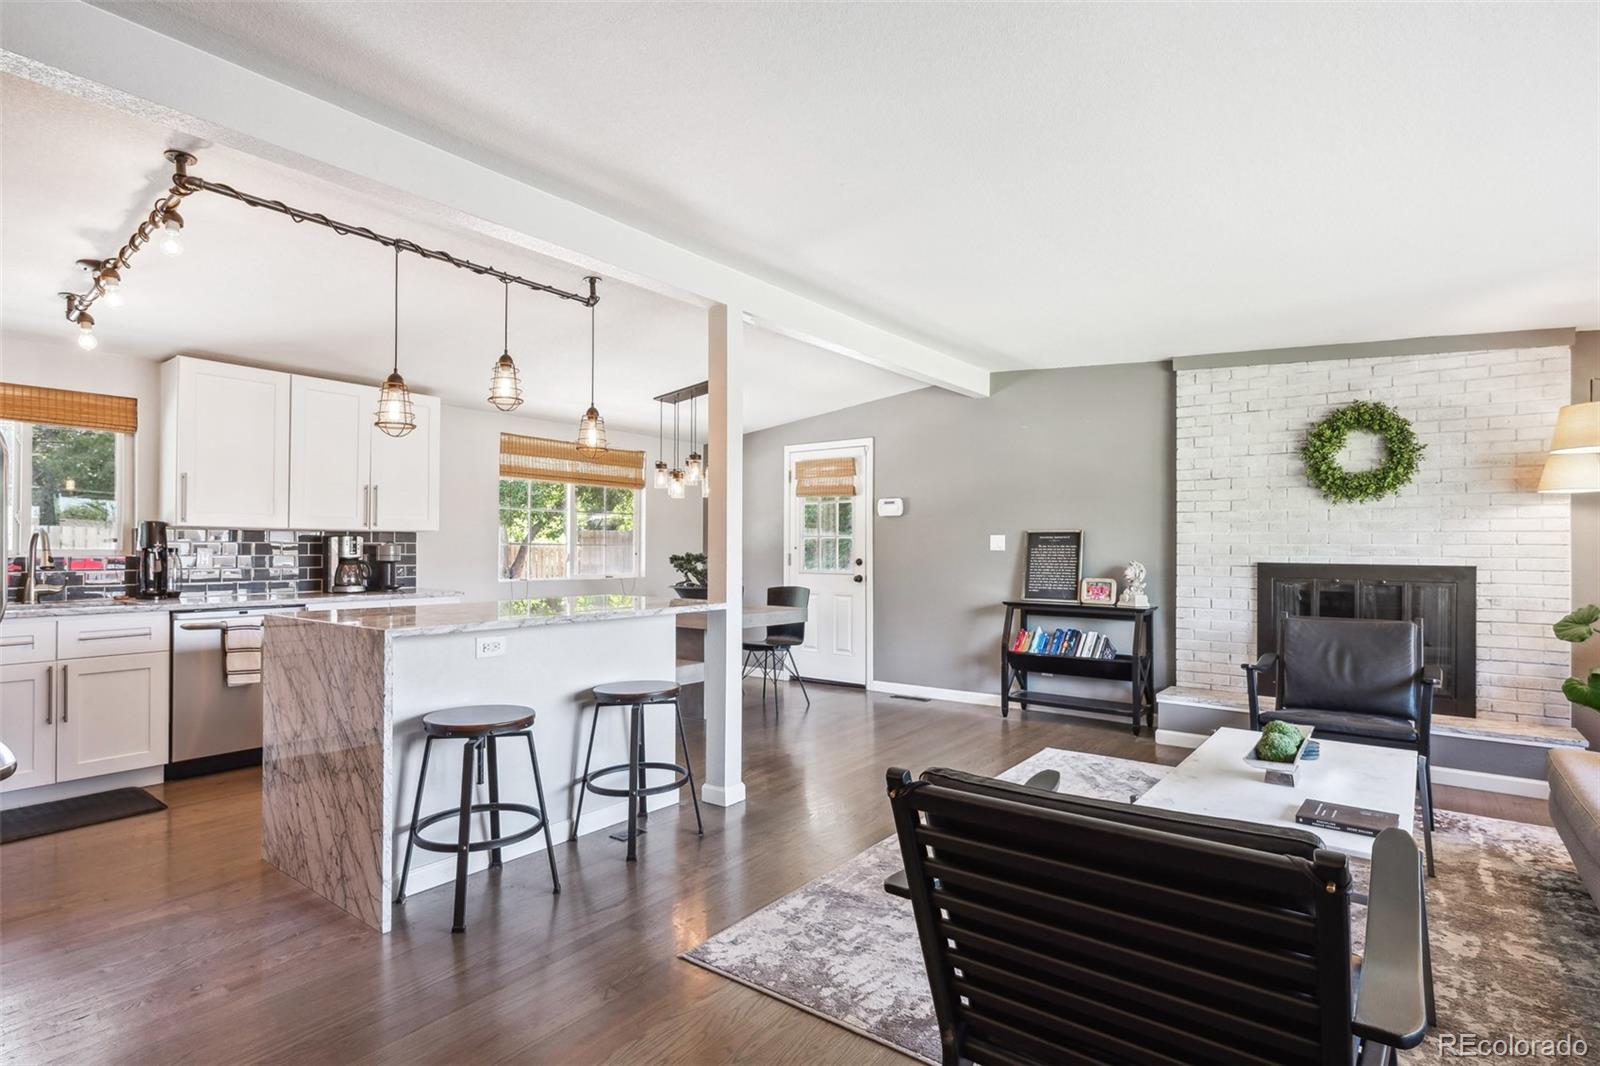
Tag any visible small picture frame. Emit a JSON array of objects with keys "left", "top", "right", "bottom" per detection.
[{"left": 1079, "top": 577, "right": 1118, "bottom": 605}]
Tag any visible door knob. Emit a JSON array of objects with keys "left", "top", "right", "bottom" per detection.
[
  {"left": 853, "top": 575, "right": 864, "bottom": 583},
  {"left": 854, "top": 558, "right": 863, "bottom": 566}
]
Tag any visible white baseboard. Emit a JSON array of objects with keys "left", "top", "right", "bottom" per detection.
[
  {"left": 702, "top": 782, "right": 746, "bottom": 807},
  {"left": 869, "top": 680, "right": 1000, "bottom": 707},
  {"left": 1430, "top": 765, "right": 1550, "bottom": 800}
]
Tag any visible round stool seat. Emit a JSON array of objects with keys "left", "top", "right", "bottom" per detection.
[
  {"left": 422, "top": 704, "right": 536, "bottom": 737},
  {"left": 592, "top": 680, "right": 679, "bottom": 704}
]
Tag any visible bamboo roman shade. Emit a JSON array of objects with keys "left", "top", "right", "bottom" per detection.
[
  {"left": 499, "top": 432, "right": 645, "bottom": 489},
  {"left": 0, "top": 382, "right": 138, "bottom": 434},
  {"left": 794, "top": 456, "right": 857, "bottom": 497}
]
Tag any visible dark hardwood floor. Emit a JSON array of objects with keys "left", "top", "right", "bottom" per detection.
[{"left": 0, "top": 683, "right": 1549, "bottom": 1064}]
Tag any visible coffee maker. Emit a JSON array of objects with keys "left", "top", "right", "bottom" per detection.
[
  {"left": 366, "top": 542, "right": 403, "bottom": 592},
  {"left": 324, "top": 535, "right": 370, "bottom": 593},
  {"left": 134, "top": 520, "right": 179, "bottom": 599}
]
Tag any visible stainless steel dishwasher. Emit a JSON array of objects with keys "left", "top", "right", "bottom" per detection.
[{"left": 169, "top": 603, "right": 304, "bottom": 778}]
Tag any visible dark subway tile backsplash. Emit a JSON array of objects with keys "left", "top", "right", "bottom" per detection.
[{"left": 4, "top": 528, "right": 418, "bottom": 602}]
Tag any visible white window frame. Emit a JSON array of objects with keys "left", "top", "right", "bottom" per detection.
[
  {"left": 1, "top": 420, "right": 135, "bottom": 557},
  {"left": 497, "top": 477, "right": 645, "bottom": 583}
]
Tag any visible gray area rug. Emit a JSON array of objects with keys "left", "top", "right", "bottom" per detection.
[{"left": 682, "top": 749, "right": 1600, "bottom": 1064}]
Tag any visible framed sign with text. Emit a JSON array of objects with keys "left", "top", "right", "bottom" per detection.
[{"left": 1022, "top": 529, "right": 1084, "bottom": 602}]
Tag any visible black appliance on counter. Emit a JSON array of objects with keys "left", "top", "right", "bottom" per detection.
[
  {"left": 367, "top": 541, "right": 403, "bottom": 591},
  {"left": 134, "top": 520, "right": 179, "bottom": 599}
]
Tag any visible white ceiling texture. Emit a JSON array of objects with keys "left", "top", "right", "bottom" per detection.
[{"left": 90, "top": 0, "right": 1600, "bottom": 370}]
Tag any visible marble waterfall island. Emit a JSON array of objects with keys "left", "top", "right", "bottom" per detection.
[{"left": 262, "top": 596, "right": 722, "bottom": 932}]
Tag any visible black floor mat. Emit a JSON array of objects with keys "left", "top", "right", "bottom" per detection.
[{"left": 1, "top": 788, "right": 167, "bottom": 844}]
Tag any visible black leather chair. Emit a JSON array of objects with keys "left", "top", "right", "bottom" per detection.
[
  {"left": 1244, "top": 615, "right": 1438, "bottom": 874},
  {"left": 742, "top": 586, "right": 810, "bottom": 714},
  {"left": 886, "top": 766, "right": 1433, "bottom": 1066}
]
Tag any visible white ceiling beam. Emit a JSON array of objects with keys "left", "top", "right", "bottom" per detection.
[{"left": 0, "top": 1, "right": 990, "bottom": 398}]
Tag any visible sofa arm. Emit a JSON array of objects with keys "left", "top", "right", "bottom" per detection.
[
  {"left": 1351, "top": 828, "right": 1430, "bottom": 1050},
  {"left": 1241, "top": 652, "right": 1277, "bottom": 727}
]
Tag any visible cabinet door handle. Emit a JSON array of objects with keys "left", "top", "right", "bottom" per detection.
[
  {"left": 45, "top": 664, "right": 53, "bottom": 725},
  {"left": 60, "top": 663, "right": 68, "bottom": 723},
  {"left": 180, "top": 472, "right": 189, "bottom": 523},
  {"left": 0, "top": 636, "right": 34, "bottom": 648},
  {"left": 77, "top": 628, "right": 153, "bottom": 642},
  {"left": 362, "top": 484, "right": 370, "bottom": 527},
  {"left": 371, "top": 485, "right": 379, "bottom": 528}
]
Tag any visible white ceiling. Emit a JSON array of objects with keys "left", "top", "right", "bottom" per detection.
[
  {"left": 0, "top": 76, "right": 923, "bottom": 433},
  {"left": 94, "top": 1, "right": 1600, "bottom": 370}
]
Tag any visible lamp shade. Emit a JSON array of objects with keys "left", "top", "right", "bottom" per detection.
[
  {"left": 1537, "top": 451, "right": 1600, "bottom": 494},
  {"left": 1549, "top": 401, "right": 1600, "bottom": 454}
]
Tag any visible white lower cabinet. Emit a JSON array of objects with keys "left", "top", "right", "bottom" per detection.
[
  {"left": 57, "top": 652, "right": 170, "bottom": 782},
  {"left": 0, "top": 621, "right": 171, "bottom": 798},
  {"left": 0, "top": 663, "right": 57, "bottom": 792}
]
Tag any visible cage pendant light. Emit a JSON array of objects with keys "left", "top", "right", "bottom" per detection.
[
  {"left": 653, "top": 401, "right": 670, "bottom": 488},
  {"left": 374, "top": 246, "right": 416, "bottom": 438},
  {"left": 575, "top": 276, "right": 607, "bottom": 456},
  {"left": 488, "top": 280, "right": 524, "bottom": 412},
  {"left": 685, "top": 395, "right": 703, "bottom": 484}
]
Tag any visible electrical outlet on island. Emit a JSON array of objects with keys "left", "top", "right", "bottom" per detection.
[{"left": 475, "top": 635, "right": 506, "bottom": 659}]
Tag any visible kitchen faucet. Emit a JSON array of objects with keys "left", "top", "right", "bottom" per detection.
[{"left": 21, "top": 531, "right": 60, "bottom": 604}]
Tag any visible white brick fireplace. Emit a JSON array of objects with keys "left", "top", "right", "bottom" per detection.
[{"left": 1174, "top": 345, "right": 1573, "bottom": 724}]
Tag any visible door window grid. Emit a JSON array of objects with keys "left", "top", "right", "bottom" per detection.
[
  {"left": 801, "top": 496, "right": 853, "bottom": 574},
  {"left": 499, "top": 478, "right": 639, "bottom": 581}
]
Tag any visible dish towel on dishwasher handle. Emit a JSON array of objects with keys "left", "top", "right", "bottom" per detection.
[{"left": 222, "top": 623, "right": 264, "bottom": 687}]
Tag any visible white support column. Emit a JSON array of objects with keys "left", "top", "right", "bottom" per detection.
[{"left": 703, "top": 303, "right": 745, "bottom": 807}]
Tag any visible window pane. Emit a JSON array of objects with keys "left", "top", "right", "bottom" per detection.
[
  {"left": 501, "top": 508, "right": 531, "bottom": 545},
  {"left": 575, "top": 484, "right": 605, "bottom": 512},
  {"left": 527, "top": 543, "right": 567, "bottom": 580},
  {"left": 838, "top": 501, "right": 853, "bottom": 535},
  {"left": 837, "top": 537, "right": 853, "bottom": 566},
  {"left": 498, "top": 479, "right": 529, "bottom": 510},
  {"left": 528, "top": 479, "right": 566, "bottom": 510},
  {"left": 606, "top": 542, "right": 633, "bottom": 575},
  {"left": 528, "top": 509, "right": 566, "bottom": 544},
  {"left": 821, "top": 502, "right": 836, "bottom": 533},
  {"left": 821, "top": 538, "right": 837, "bottom": 571},
  {"left": 803, "top": 538, "right": 818, "bottom": 571},
  {"left": 30, "top": 424, "right": 120, "bottom": 552},
  {"left": 803, "top": 502, "right": 819, "bottom": 532},
  {"left": 501, "top": 542, "right": 529, "bottom": 581}
]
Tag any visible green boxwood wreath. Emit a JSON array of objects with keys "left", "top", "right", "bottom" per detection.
[{"left": 1300, "top": 400, "right": 1425, "bottom": 504}]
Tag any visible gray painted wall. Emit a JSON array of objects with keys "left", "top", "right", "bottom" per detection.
[
  {"left": 743, "top": 362, "right": 1175, "bottom": 695},
  {"left": 1573, "top": 330, "right": 1599, "bottom": 746}
]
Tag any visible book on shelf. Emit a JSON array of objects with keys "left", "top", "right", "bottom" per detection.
[
  {"left": 1293, "top": 799, "right": 1400, "bottom": 838},
  {"left": 1010, "top": 628, "right": 1030, "bottom": 653},
  {"left": 1046, "top": 628, "right": 1066, "bottom": 655},
  {"left": 1032, "top": 629, "right": 1050, "bottom": 654}
]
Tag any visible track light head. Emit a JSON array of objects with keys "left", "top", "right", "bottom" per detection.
[{"left": 159, "top": 209, "right": 184, "bottom": 256}]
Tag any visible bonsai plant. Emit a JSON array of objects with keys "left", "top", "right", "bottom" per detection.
[
  {"left": 669, "top": 551, "right": 708, "bottom": 599},
  {"left": 1554, "top": 605, "right": 1600, "bottom": 711}
]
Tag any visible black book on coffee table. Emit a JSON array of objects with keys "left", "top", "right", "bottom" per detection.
[{"left": 1295, "top": 798, "right": 1401, "bottom": 838}]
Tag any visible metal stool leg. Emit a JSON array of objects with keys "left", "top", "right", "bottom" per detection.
[
  {"left": 673, "top": 699, "right": 704, "bottom": 836},
  {"left": 394, "top": 735, "right": 434, "bottom": 904},
  {"left": 568, "top": 701, "right": 602, "bottom": 842},
  {"left": 625, "top": 704, "right": 641, "bottom": 862},
  {"left": 487, "top": 734, "right": 503, "bottom": 869},
  {"left": 635, "top": 703, "right": 650, "bottom": 826},
  {"left": 522, "top": 731, "right": 561, "bottom": 893},
  {"left": 451, "top": 738, "right": 477, "bottom": 933},
  {"left": 784, "top": 647, "right": 811, "bottom": 710}
]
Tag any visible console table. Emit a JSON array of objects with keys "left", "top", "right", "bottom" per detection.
[{"left": 1000, "top": 599, "right": 1157, "bottom": 734}]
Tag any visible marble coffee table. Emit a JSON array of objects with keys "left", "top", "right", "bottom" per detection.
[{"left": 1135, "top": 726, "right": 1417, "bottom": 861}]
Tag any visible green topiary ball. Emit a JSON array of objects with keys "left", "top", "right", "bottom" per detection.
[
  {"left": 1255, "top": 731, "right": 1301, "bottom": 763},
  {"left": 1262, "top": 720, "right": 1298, "bottom": 739}
]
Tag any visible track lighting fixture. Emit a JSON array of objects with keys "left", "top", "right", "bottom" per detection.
[
  {"left": 159, "top": 209, "right": 184, "bottom": 256},
  {"left": 487, "top": 280, "right": 525, "bottom": 412},
  {"left": 76, "top": 311, "right": 98, "bottom": 351},
  {"left": 374, "top": 247, "right": 416, "bottom": 438}
]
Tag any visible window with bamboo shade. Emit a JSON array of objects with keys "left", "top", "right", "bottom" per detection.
[
  {"left": 0, "top": 383, "right": 138, "bottom": 434},
  {"left": 499, "top": 432, "right": 644, "bottom": 489},
  {"left": 1, "top": 382, "right": 136, "bottom": 554},
  {"left": 794, "top": 456, "right": 857, "bottom": 497}
]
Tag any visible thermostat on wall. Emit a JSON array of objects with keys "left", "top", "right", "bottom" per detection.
[{"left": 876, "top": 498, "right": 904, "bottom": 517}]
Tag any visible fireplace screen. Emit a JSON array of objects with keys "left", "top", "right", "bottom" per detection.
[{"left": 1256, "top": 563, "right": 1476, "bottom": 716}]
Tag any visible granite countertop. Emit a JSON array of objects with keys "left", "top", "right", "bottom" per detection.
[
  {"left": 276, "top": 595, "right": 725, "bottom": 637},
  {"left": 2, "top": 588, "right": 464, "bottom": 620}
]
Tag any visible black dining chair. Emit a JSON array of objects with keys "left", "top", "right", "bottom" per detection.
[
  {"left": 1244, "top": 614, "right": 1439, "bottom": 874},
  {"left": 885, "top": 765, "right": 1432, "bottom": 1066},
  {"left": 742, "top": 585, "right": 811, "bottom": 714}
]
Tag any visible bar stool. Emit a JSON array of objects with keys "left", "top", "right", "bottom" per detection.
[
  {"left": 742, "top": 585, "right": 811, "bottom": 715},
  {"left": 570, "top": 681, "right": 702, "bottom": 861},
  {"left": 394, "top": 704, "right": 560, "bottom": 933}
]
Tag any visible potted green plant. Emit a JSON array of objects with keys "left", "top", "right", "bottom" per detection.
[
  {"left": 670, "top": 552, "right": 708, "bottom": 599},
  {"left": 1554, "top": 605, "right": 1600, "bottom": 711}
]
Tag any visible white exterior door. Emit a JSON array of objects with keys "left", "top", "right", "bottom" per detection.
[
  {"left": 289, "top": 376, "right": 374, "bottom": 529},
  {"left": 57, "top": 652, "right": 169, "bottom": 782},
  {"left": 0, "top": 663, "right": 56, "bottom": 792},
  {"left": 783, "top": 441, "right": 871, "bottom": 685},
  {"left": 368, "top": 393, "right": 441, "bottom": 532}
]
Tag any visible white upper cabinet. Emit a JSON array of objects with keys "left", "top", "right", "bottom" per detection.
[
  {"left": 368, "top": 392, "right": 440, "bottom": 532},
  {"left": 289, "top": 376, "right": 375, "bottom": 530},
  {"left": 162, "top": 357, "right": 292, "bottom": 528}
]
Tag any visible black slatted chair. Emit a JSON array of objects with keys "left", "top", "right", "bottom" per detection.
[
  {"left": 885, "top": 766, "right": 1433, "bottom": 1066},
  {"left": 1244, "top": 615, "right": 1438, "bottom": 875},
  {"left": 741, "top": 585, "right": 811, "bottom": 714}
]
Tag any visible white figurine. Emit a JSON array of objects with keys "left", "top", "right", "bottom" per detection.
[{"left": 1118, "top": 561, "right": 1149, "bottom": 608}]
